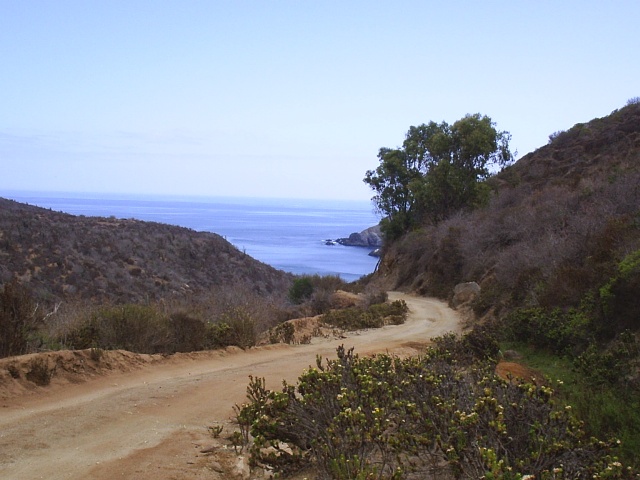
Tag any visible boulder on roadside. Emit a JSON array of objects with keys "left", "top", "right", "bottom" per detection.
[{"left": 451, "top": 281, "right": 481, "bottom": 308}]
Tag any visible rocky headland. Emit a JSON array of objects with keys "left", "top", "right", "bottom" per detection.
[{"left": 333, "top": 225, "right": 382, "bottom": 255}]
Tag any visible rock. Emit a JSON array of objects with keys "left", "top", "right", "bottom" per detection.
[
  {"left": 208, "top": 460, "right": 224, "bottom": 473},
  {"left": 451, "top": 282, "right": 481, "bottom": 307},
  {"left": 502, "top": 349, "right": 523, "bottom": 360},
  {"left": 233, "top": 455, "right": 251, "bottom": 479},
  {"left": 335, "top": 225, "right": 383, "bottom": 248}
]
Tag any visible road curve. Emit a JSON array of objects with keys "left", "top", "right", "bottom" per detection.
[{"left": 0, "top": 293, "right": 461, "bottom": 480}]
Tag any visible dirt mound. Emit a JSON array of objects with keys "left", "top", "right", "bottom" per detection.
[
  {"left": 495, "top": 361, "right": 545, "bottom": 384},
  {"left": 0, "top": 347, "right": 244, "bottom": 401},
  {"left": 0, "top": 349, "right": 158, "bottom": 400},
  {"left": 329, "top": 290, "right": 361, "bottom": 309}
]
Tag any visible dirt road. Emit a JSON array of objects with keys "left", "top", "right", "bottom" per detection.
[{"left": 0, "top": 293, "right": 462, "bottom": 480}]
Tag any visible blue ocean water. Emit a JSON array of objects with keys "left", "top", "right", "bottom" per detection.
[{"left": 3, "top": 191, "right": 380, "bottom": 282}]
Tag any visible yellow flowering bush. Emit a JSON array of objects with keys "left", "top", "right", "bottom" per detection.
[{"left": 235, "top": 335, "right": 636, "bottom": 479}]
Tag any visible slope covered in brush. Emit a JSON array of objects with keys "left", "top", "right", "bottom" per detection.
[
  {"left": 375, "top": 102, "right": 640, "bottom": 336},
  {"left": 0, "top": 198, "right": 292, "bottom": 303}
]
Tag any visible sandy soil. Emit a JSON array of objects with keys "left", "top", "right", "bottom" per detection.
[{"left": 0, "top": 293, "right": 462, "bottom": 480}]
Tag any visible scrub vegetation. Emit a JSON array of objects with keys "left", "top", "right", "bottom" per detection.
[{"left": 236, "top": 335, "right": 633, "bottom": 479}]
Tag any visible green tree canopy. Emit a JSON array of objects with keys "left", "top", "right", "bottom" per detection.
[{"left": 364, "top": 114, "right": 513, "bottom": 238}]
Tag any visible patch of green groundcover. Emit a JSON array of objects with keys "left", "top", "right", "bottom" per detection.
[{"left": 500, "top": 341, "right": 640, "bottom": 467}]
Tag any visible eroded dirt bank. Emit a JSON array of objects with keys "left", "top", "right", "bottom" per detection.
[{"left": 0, "top": 293, "right": 462, "bottom": 480}]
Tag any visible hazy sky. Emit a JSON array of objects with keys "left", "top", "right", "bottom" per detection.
[{"left": 1, "top": 1, "right": 638, "bottom": 201}]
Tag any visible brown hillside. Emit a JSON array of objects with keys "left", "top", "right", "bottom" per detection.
[
  {"left": 0, "top": 198, "right": 292, "bottom": 303},
  {"left": 500, "top": 102, "right": 640, "bottom": 189},
  {"left": 373, "top": 102, "right": 640, "bottom": 332}
]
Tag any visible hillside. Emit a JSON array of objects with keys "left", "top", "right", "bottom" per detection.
[
  {"left": 374, "top": 102, "right": 640, "bottom": 329},
  {"left": 0, "top": 198, "right": 293, "bottom": 303},
  {"left": 365, "top": 103, "right": 640, "bottom": 464}
]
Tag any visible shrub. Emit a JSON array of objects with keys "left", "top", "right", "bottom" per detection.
[
  {"left": 206, "top": 321, "right": 233, "bottom": 348},
  {"left": 7, "top": 363, "right": 20, "bottom": 379},
  {"left": 0, "top": 280, "right": 43, "bottom": 358},
  {"left": 237, "top": 341, "right": 632, "bottom": 478},
  {"left": 91, "top": 304, "right": 169, "bottom": 353},
  {"left": 499, "top": 341, "right": 640, "bottom": 466},
  {"left": 89, "top": 347, "right": 104, "bottom": 362},
  {"left": 65, "top": 304, "right": 169, "bottom": 353},
  {"left": 321, "top": 300, "right": 408, "bottom": 331},
  {"left": 169, "top": 312, "right": 207, "bottom": 352},
  {"left": 289, "top": 274, "right": 353, "bottom": 315},
  {"left": 321, "top": 307, "right": 381, "bottom": 330},
  {"left": 504, "top": 307, "right": 594, "bottom": 355},
  {"left": 548, "top": 130, "right": 566, "bottom": 143},
  {"left": 218, "top": 307, "right": 256, "bottom": 349},
  {"left": 361, "top": 290, "right": 387, "bottom": 308},
  {"left": 288, "top": 277, "right": 314, "bottom": 305},
  {"left": 268, "top": 322, "right": 295, "bottom": 344},
  {"left": 574, "top": 331, "right": 640, "bottom": 387},
  {"left": 599, "top": 249, "right": 640, "bottom": 335},
  {"left": 309, "top": 288, "right": 332, "bottom": 315},
  {"left": 66, "top": 318, "right": 102, "bottom": 350},
  {"left": 26, "top": 357, "right": 53, "bottom": 386}
]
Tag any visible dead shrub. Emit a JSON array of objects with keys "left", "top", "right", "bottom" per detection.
[
  {"left": 89, "top": 347, "right": 104, "bottom": 362},
  {"left": 7, "top": 363, "right": 20, "bottom": 379},
  {"left": 0, "top": 280, "right": 43, "bottom": 358},
  {"left": 26, "top": 357, "right": 53, "bottom": 386},
  {"left": 169, "top": 312, "right": 207, "bottom": 352}
]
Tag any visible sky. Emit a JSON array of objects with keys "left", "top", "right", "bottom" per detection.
[{"left": 1, "top": 1, "right": 638, "bottom": 202}]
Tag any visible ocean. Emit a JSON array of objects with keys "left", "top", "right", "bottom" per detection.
[{"left": 3, "top": 191, "right": 381, "bottom": 282}]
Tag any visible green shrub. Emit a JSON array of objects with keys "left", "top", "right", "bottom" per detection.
[
  {"left": 218, "top": 307, "right": 256, "bottom": 349},
  {"left": 206, "top": 321, "right": 233, "bottom": 348},
  {"left": 504, "top": 307, "right": 594, "bottom": 355},
  {"left": 67, "top": 319, "right": 102, "bottom": 350},
  {"left": 321, "top": 307, "right": 381, "bottom": 330},
  {"left": 574, "top": 331, "right": 640, "bottom": 387},
  {"left": 237, "top": 341, "right": 632, "bottom": 478},
  {"left": 599, "top": 249, "right": 640, "bottom": 335},
  {"left": 500, "top": 341, "right": 640, "bottom": 467},
  {"left": 268, "top": 322, "right": 295, "bottom": 344},
  {"left": 321, "top": 300, "right": 408, "bottom": 331},
  {"left": 288, "top": 277, "right": 314, "bottom": 304}
]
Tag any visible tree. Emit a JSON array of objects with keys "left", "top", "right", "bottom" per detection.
[
  {"left": 363, "top": 148, "right": 420, "bottom": 237},
  {"left": 364, "top": 114, "right": 513, "bottom": 238}
]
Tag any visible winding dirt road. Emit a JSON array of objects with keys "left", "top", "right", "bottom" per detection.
[{"left": 0, "top": 293, "right": 462, "bottom": 480}]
